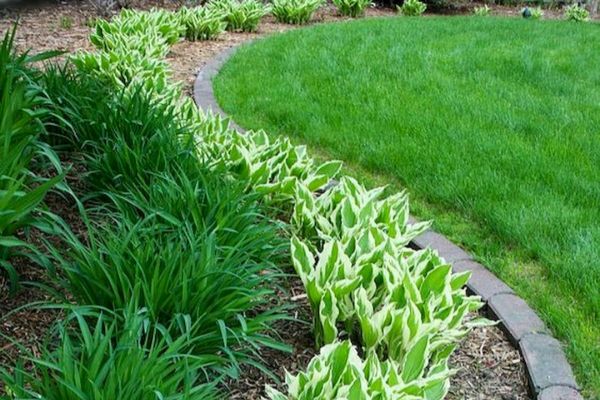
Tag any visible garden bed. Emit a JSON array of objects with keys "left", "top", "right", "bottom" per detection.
[{"left": 0, "top": 1, "right": 589, "bottom": 399}]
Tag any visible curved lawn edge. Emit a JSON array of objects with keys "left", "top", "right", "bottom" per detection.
[{"left": 193, "top": 43, "right": 583, "bottom": 400}]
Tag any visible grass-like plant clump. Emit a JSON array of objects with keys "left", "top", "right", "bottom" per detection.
[
  {"left": 213, "top": 17, "right": 600, "bottom": 396},
  {"left": 1, "top": 308, "right": 221, "bottom": 399},
  {"left": 271, "top": 0, "right": 324, "bottom": 24},
  {"left": 39, "top": 63, "right": 289, "bottom": 375}
]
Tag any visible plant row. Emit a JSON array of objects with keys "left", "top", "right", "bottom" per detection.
[
  {"left": 1, "top": 8, "right": 487, "bottom": 400},
  {"left": 1, "top": 22, "right": 286, "bottom": 399},
  {"left": 398, "top": 0, "right": 590, "bottom": 18}
]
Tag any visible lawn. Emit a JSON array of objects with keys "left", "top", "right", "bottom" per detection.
[{"left": 214, "top": 16, "right": 600, "bottom": 396}]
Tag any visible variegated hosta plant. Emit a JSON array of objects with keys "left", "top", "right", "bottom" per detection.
[
  {"left": 85, "top": 9, "right": 184, "bottom": 69},
  {"left": 90, "top": 8, "right": 184, "bottom": 47},
  {"left": 291, "top": 235, "right": 488, "bottom": 350},
  {"left": 179, "top": 6, "right": 228, "bottom": 41},
  {"left": 90, "top": 20, "right": 172, "bottom": 58},
  {"left": 71, "top": 8, "right": 184, "bottom": 98},
  {"left": 207, "top": 0, "right": 272, "bottom": 32},
  {"left": 193, "top": 117, "right": 343, "bottom": 207},
  {"left": 291, "top": 238, "right": 360, "bottom": 345},
  {"left": 265, "top": 340, "right": 455, "bottom": 400},
  {"left": 293, "top": 176, "right": 430, "bottom": 247},
  {"left": 71, "top": 51, "right": 172, "bottom": 90}
]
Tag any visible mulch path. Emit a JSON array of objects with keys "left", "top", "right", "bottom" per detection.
[{"left": 1, "top": 2, "right": 533, "bottom": 398}]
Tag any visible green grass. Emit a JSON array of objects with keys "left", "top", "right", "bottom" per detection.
[{"left": 214, "top": 16, "right": 600, "bottom": 396}]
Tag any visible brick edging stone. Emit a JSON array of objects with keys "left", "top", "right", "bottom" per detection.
[{"left": 193, "top": 43, "right": 584, "bottom": 400}]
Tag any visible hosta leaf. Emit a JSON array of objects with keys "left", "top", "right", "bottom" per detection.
[
  {"left": 356, "top": 288, "right": 379, "bottom": 349},
  {"left": 314, "top": 160, "right": 343, "bottom": 179},
  {"left": 420, "top": 264, "right": 451, "bottom": 299},
  {"left": 341, "top": 199, "right": 357, "bottom": 229},
  {"left": 250, "top": 160, "right": 270, "bottom": 185},
  {"left": 402, "top": 272, "right": 422, "bottom": 304},
  {"left": 319, "top": 290, "right": 340, "bottom": 344},
  {"left": 358, "top": 198, "right": 375, "bottom": 224},
  {"left": 291, "top": 237, "right": 315, "bottom": 283},
  {"left": 465, "top": 317, "right": 495, "bottom": 329},
  {"left": 449, "top": 270, "right": 471, "bottom": 291},
  {"left": 401, "top": 334, "right": 430, "bottom": 382},
  {"left": 305, "top": 174, "right": 330, "bottom": 192},
  {"left": 423, "top": 372, "right": 451, "bottom": 400},
  {"left": 447, "top": 302, "right": 469, "bottom": 330},
  {"left": 346, "top": 379, "right": 365, "bottom": 400},
  {"left": 280, "top": 176, "right": 298, "bottom": 196},
  {"left": 255, "top": 182, "right": 281, "bottom": 195},
  {"left": 316, "top": 241, "right": 340, "bottom": 286},
  {"left": 265, "top": 386, "right": 287, "bottom": 400},
  {"left": 332, "top": 276, "right": 361, "bottom": 297},
  {"left": 329, "top": 340, "right": 351, "bottom": 386}
]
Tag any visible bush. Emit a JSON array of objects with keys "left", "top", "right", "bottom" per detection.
[
  {"left": 107, "top": 8, "right": 185, "bottom": 45},
  {"left": 332, "top": 0, "right": 373, "bottom": 17},
  {"left": 72, "top": 9, "right": 184, "bottom": 89},
  {"left": 40, "top": 69, "right": 289, "bottom": 373},
  {"left": 398, "top": 0, "right": 427, "bottom": 16},
  {"left": 208, "top": 0, "right": 271, "bottom": 32},
  {"left": 564, "top": 3, "right": 589, "bottom": 21},
  {"left": 271, "top": 0, "right": 324, "bottom": 24},
  {"left": 179, "top": 6, "right": 227, "bottom": 40},
  {"left": 473, "top": 4, "right": 491, "bottom": 15},
  {"left": 0, "top": 26, "right": 62, "bottom": 294},
  {"left": 1, "top": 308, "right": 221, "bottom": 399},
  {"left": 50, "top": 205, "right": 286, "bottom": 371}
]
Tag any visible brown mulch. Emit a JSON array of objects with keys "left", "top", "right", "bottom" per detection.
[
  {"left": 0, "top": 156, "right": 87, "bottom": 382},
  {"left": 448, "top": 322, "right": 530, "bottom": 400},
  {"left": 224, "top": 276, "right": 317, "bottom": 398},
  {"left": 1, "top": 2, "right": 532, "bottom": 399},
  {"left": 0, "top": 262, "right": 59, "bottom": 367}
]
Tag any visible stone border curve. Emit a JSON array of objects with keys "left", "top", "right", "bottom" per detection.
[{"left": 193, "top": 43, "right": 584, "bottom": 400}]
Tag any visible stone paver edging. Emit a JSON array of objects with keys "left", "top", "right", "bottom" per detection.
[{"left": 193, "top": 43, "right": 583, "bottom": 400}]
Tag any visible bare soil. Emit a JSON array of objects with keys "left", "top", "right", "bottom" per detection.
[{"left": 1, "top": 2, "right": 534, "bottom": 399}]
